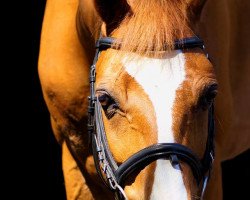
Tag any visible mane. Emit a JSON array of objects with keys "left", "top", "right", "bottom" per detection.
[{"left": 112, "top": 0, "right": 192, "bottom": 54}]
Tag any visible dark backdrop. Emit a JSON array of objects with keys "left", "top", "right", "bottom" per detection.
[
  {"left": 32, "top": 1, "right": 249, "bottom": 199},
  {"left": 32, "top": 0, "right": 66, "bottom": 199}
]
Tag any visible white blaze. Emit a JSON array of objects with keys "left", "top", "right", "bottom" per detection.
[{"left": 124, "top": 51, "right": 187, "bottom": 199}]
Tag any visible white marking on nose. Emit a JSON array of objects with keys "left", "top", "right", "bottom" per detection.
[{"left": 124, "top": 51, "right": 188, "bottom": 199}]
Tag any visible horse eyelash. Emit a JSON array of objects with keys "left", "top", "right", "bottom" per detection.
[{"left": 105, "top": 106, "right": 117, "bottom": 119}]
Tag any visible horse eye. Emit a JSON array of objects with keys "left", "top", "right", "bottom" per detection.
[
  {"left": 97, "top": 91, "right": 119, "bottom": 119},
  {"left": 98, "top": 93, "right": 112, "bottom": 108},
  {"left": 200, "top": 83, "right": 218, "bottom": 110}
]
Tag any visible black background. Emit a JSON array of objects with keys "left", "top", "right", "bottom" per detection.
[{"left": 32, "top": 1, "right": 249, "bottom": 199}]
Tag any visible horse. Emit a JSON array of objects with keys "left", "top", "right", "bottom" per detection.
[{"left": 38, "top": 0, "right": 250, "bottom": 199}]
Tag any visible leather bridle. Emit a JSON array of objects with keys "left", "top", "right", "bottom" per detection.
[{"left": 87, "top": 36, "right": 215, "bottom": 200}]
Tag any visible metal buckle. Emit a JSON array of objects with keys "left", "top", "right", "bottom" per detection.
[
  {"left": 201, "top": 175, "right": 209, "bottom": 199},
  {"left": 210, "top": 152, "right": 214, "bottom": 163},
  {"left": 89, "top": 65, "right": 96, "bottom": 83},
  {"left": 94, "top": 130, "right": 127, "bottom": 199},
  {"left": 202, "top": 44, "right": 209, "bottom": 59}
]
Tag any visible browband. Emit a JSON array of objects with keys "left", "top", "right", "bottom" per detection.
[{"left": 96, "top": 36, "right": 205, "bottom": 51}]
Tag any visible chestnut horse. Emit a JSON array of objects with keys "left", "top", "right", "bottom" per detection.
[{"left": 38, "top": 0, "right": 250, "bottom": 199}]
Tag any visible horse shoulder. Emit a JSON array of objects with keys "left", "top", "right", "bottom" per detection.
[
  {"left": 38, "top": 0, "right": 94, "bottom": 141},
  {"left": 199, "top": 0, "right": 250, "bottom": 161},
  {"left": 221, "top": 0, "right": 250, "bottom": 159}
]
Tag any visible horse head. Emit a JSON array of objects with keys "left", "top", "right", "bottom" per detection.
[{"left": 87, "top": 0, "right": 217, "bottom": 199}]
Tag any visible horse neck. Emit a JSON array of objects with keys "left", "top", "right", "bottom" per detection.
[{"left": 77, "top": 0, "right": 103, "bottom": 62}]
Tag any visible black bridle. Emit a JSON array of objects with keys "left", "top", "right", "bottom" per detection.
[{"left": 87, "top": 36, "right": 215, "bottom": 199}]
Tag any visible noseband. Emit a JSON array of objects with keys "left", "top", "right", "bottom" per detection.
[{"left": 87, "top": 36, "right": 215, "bottom": 199}]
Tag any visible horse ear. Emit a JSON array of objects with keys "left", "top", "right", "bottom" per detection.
[
  {"left": 186, "top": 0, "right": 207, "bottom": 21},
  {"left": 94, "top": 0, "right": 130, "bottom": 33}
]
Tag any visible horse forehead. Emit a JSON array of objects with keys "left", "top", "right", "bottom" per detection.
[
  {"left": 122, "top": 51, "right": 186, "bottom": 94},
  {"left": 97, "top": 50, "right": 187, "bottom": 94}
]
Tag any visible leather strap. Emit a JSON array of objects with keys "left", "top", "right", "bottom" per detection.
[
  {"left": 96, "top": 36, "right": 204, "bottom": 51},
  {"left": 115, "top": 143, "right": 204, "bottom": 186}
]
